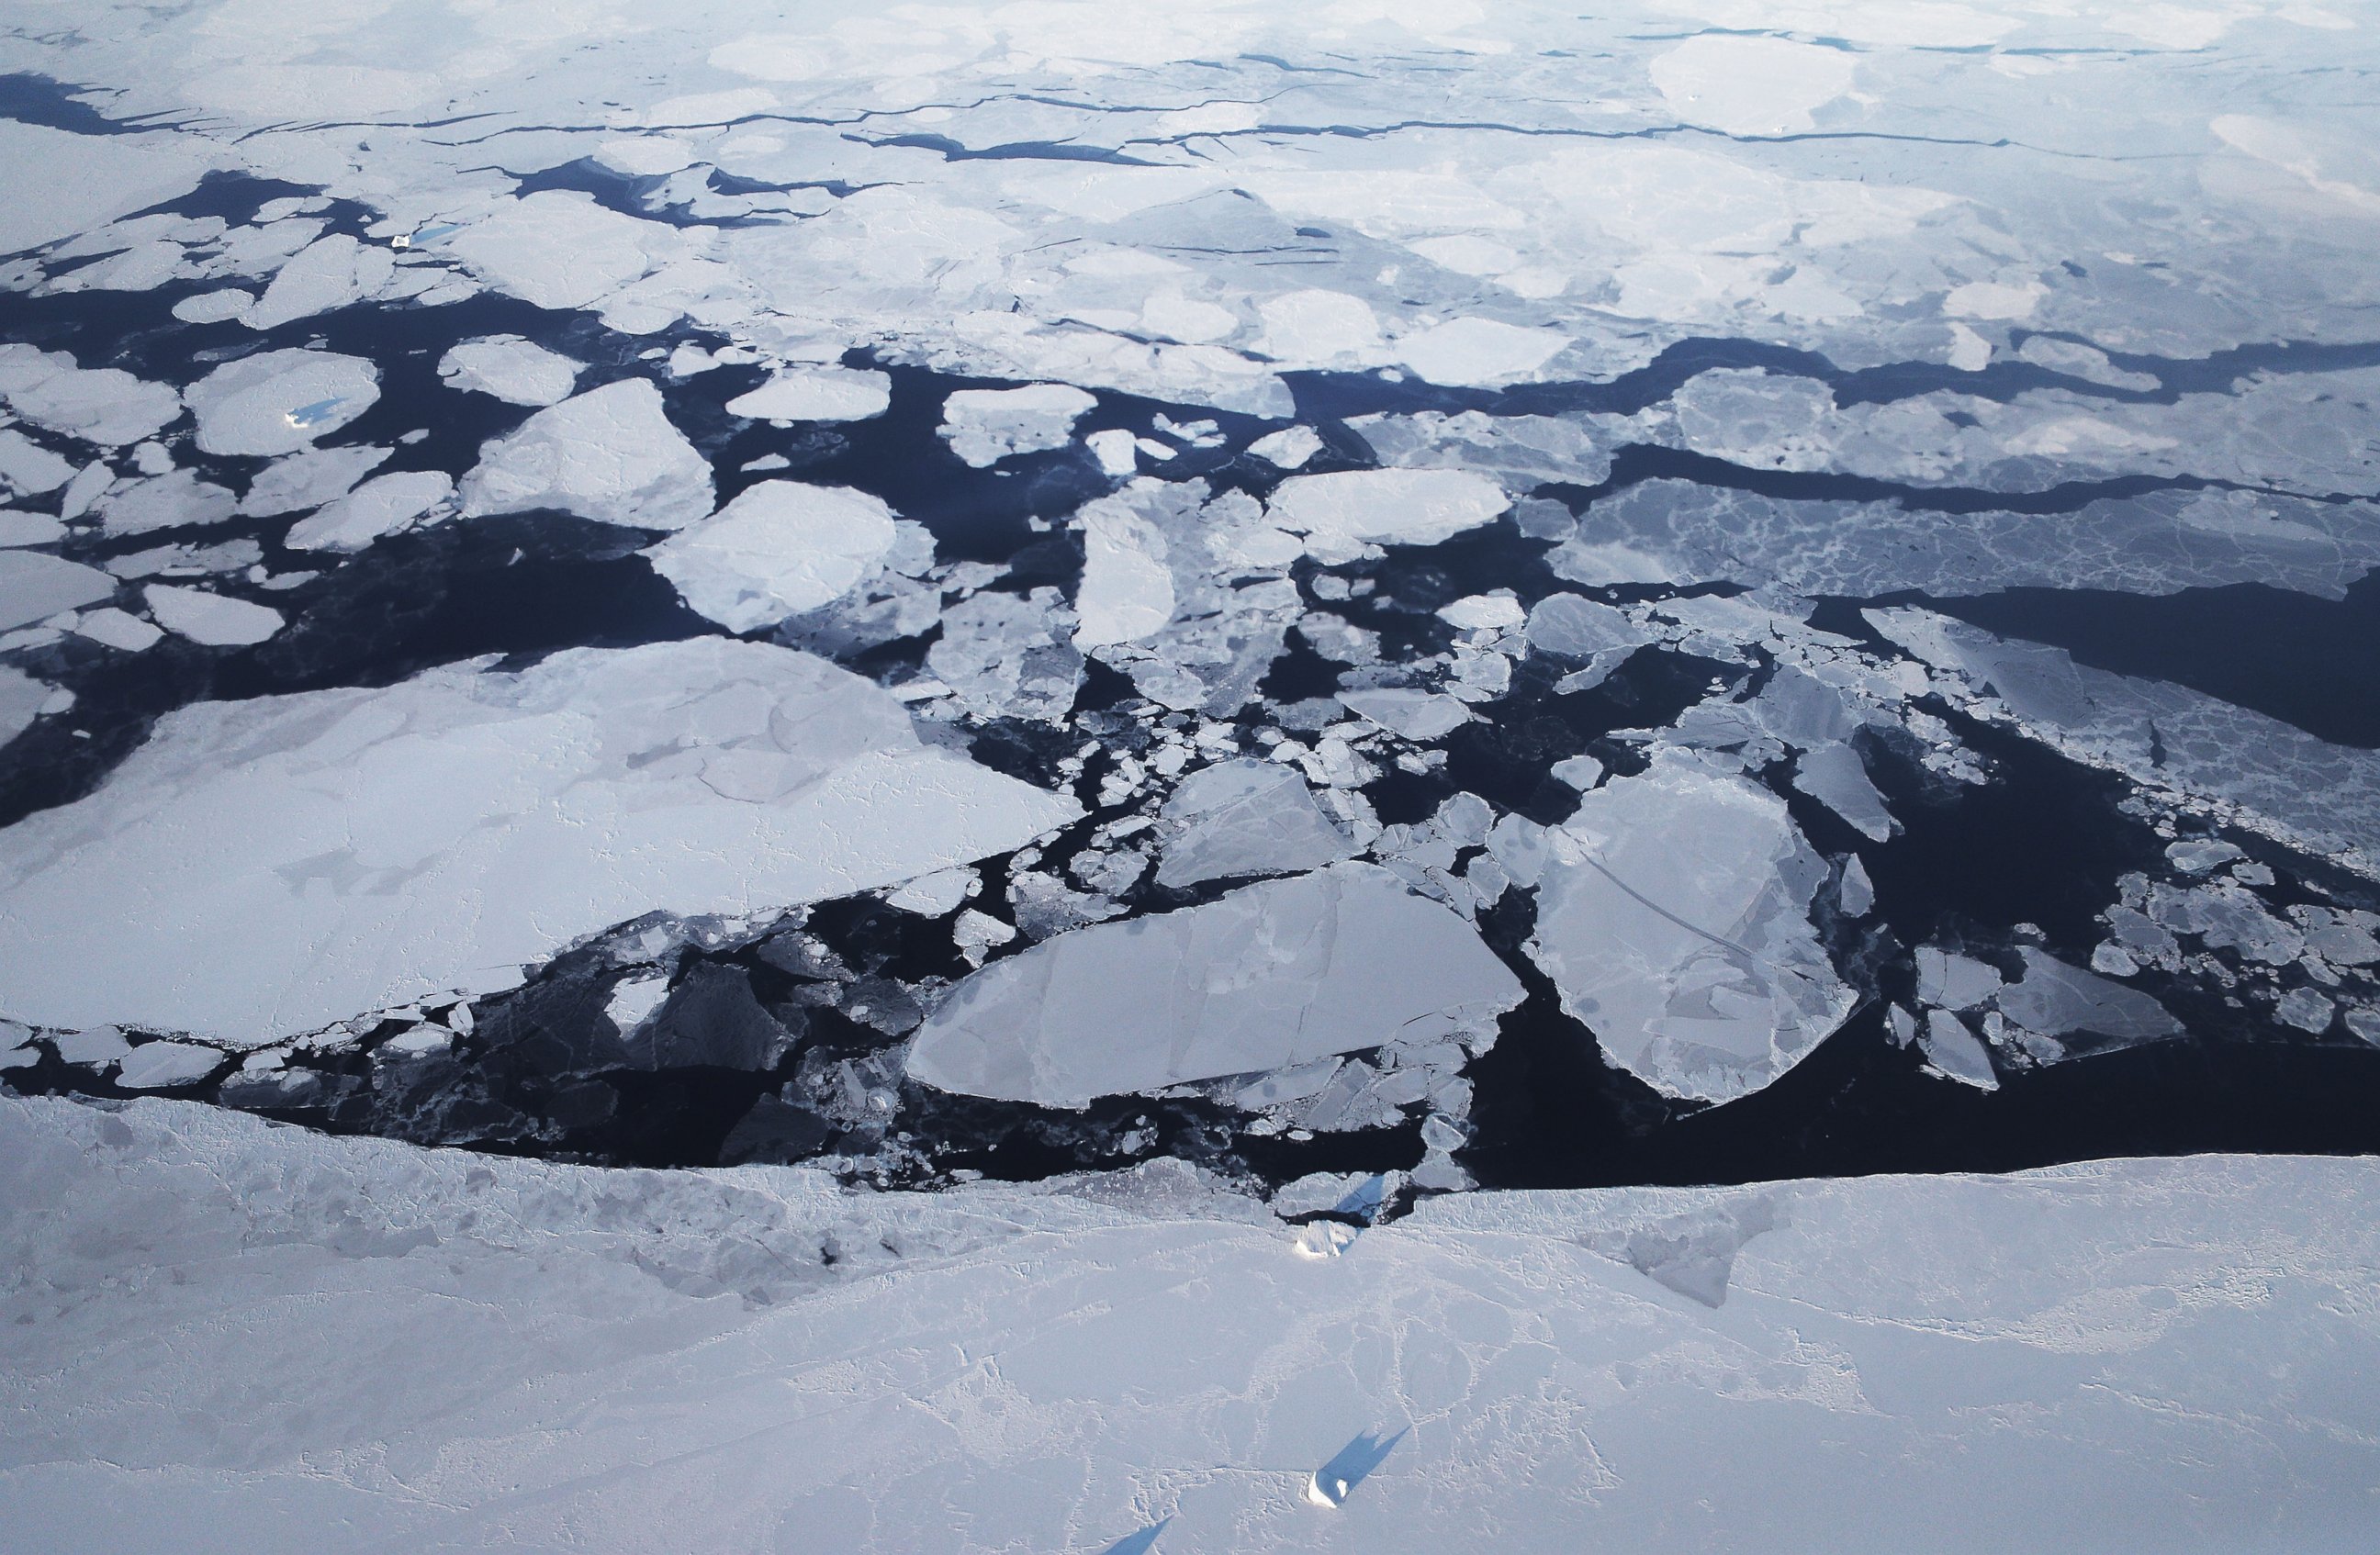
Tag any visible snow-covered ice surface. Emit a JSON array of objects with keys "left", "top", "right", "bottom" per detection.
[
  {"left": 3, "top": 0, "right": 2380, "bottom": 1528},
  {"left": 1, "top": 1093, "right": 2376, "bottom": 1555}
]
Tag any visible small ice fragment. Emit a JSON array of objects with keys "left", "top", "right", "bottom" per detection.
[
  {"left": 1437, "top": 591, "right": 1525, "bottom": 632},
  {"left": 1839, "top": 854, "right": 1875, "bottom": 918},
  {"left": 143, "top": 585, "right": 284, "bottom": 646},
  {"left": 72, "top": 608, "right": 163, "bottom": 653},
  {"left": 1551, "top": 755, "right": 1604, "bottom": 792},
  {"left": 438, "top": 335, "right": 582, "bottom": 408},
  {"left": 2276, "top": 987, "right": 2336, "bottom": 1034},
  {"left": 724, "top": 365, "right": 891, "bottom": 424},
  {"left": 115, "top": 1039, "right": 222, "bottom": 1090},
  {"left": 1248, "top": 425, "right": 1324, "bottom": 469},
  {"left": 1915, "top": 946, "right": 2004, "bottom": 1011},
  {"left": 379, "top": 1024, "right": 454, "bottom": 1059},
  {"left": 2167, "top": 838, "right": 2244, "bottom": 874},
  {"left": 1085, "top": 428, "right": 1139, "bottom": 475},
  {"left": 886, "top": 867, "right": 976, "bottom": 917},
  {"left": 1920, "top": 1009, "right": 1999, "bottom": 1090},
  {"left": 604, "top": 973, "right": 672, "bottom": 1034},
  {"left": 1337, "top": 688, "right": 1474, "bottom": 741}
]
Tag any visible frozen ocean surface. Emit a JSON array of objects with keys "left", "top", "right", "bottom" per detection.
[{"left": 0, "top": 0, "right": 2377, "bottom": 1544}]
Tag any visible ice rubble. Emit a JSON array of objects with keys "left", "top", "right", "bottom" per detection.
[
  {"left": 0, "top": 640, "right": 1080, "bottom": 1042},
  {"left": 5, "top": 1094, "right": 2376, "bottom": 1554},
  {"left": 644, "top": 481, "right": 900, "bottom": 631},
  {"left": 457, "top": 378, "right": 714, "bottom": 531},
  {"left": 1527, "top": 756, "right": 1855, "bottom": 1104},
  {"left": 937, "top": 383, "right": 1098, "bottom": 467},
  {"left": 906, "top": 862, "right": 1522, "bottom": 1107},
  {"left": 437, "top": 335, "right": 581, "bottom": 408}
]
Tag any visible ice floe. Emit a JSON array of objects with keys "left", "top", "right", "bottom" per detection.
[
  {"left": 1151, "top": 759, "right": 1357, "bottom": 888},
  {"left": 644, "top": 481, "right": 900, "bottom": 631},
  {"left": 1528, "top": 756, "right": 1855, "bottom": 1104},
  {"left": 725, "top": 365, "right": 892, "bottom": 423},
  {"left": 1264, "top": 469, "right": 1510, "bottom": 565},
  {"left": 437, "top": 336, "right": 581, "bottom": 408},
  {"left": 0, "top": 552, "right": 116, "bottom": 632},
  {"left": 937, "top": 384, "right": 1097, "bottom": 467},
  {"left": 0, "top": 640, "right": 1079, "bottom": 1042},
  {"left": 141, "top": 584, "right": 284, "bottom": 645},
  {"left": 458, "top": 378, "right": 714, "bottom": 531},
  {"left": 907, "top": 861, "right": 1522, "bottom": 1107},
  {"left": 284, "top": 470, "right": 454, "bottom": 553}
]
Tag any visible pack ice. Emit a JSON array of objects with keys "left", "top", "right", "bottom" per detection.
[
  {"left": 906, "top": 862, "right": 1522, "bottom": 1107},
  {"left": 1528, "top": 755, "right": 1855, "bottom": 1103},
  {"left": 0, "top": 640, "right": 1079, "bottom": 1042}
]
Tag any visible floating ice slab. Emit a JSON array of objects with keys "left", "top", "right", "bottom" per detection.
[
  {"left": 644, "top": 480, "right": 898, "bottom": 631},
  {"left": 114, "top": 1041, "right": 223, "bottom": 1091},
  {"left": 437, "top": 336, "right": 581, "bottom": 408},
  {"left": 142, "top": 585, "right": 283, "bottom": 646},
  {"left": 458, "top": 378, "right": 714, "bottom": 531},
  {"left": 241, "top": 235, "right": 395, "bottom": 331},
  {"left": 1528, "top": 756, "right": 1855, "bottom": 1104},
  {"left": 5, "top": 1096, "right": 2374, "bottom": 1553},
  {"left": 1265, "top": 469, "right": 1510, "bottom": 564},
  {"left": 185, "top": 349, "right": 380, "bottom": 458},
  {"left": 907, "top": 862, "right": 1523, "bottom": 1107},
  {"left": 0, "top": 552, "right": 116, "bottom": 632},
  {"left": 938, "top": 384, "right": 1097, "bottom": 467},
  {"left": 725, "top": 366, "right": 892, "bottom": 423},
  {"left": 1073, "top": 493, "right": 1176, "bottom": 648},
  {"left": 0, "top": 640, "right": 1080, "bottom": 1042},
  {"left": 0, "top": 120, "right": 206, "bottom": 256},
  {"left": 0, "top": 345, "right": 181, "bottom": 448},
  {"left": 239, "top": 445, "right": 390, "bottom": 517},
  {"left": 1337, "top": 688, "right": 1475, "bottom": 742},
  {"left": 1996, "top": 948, "right": 2182, "bottom": 1047},
  {"left": 1153, "top": 759, "right": 1357, "bottom": 888},
  {"left": 284, "top": 471, "right": 454, "bottom": 553}
]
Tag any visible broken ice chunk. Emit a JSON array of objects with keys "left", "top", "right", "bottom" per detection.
[
  {"left": 284, "top": 471, "right": 454, "bottom": 553},
  {"left": 724, "top": 365, "right": 892, "bottom": 423},
  {"left": 142, "top": 585, "right": 283, "bottom": 646},
  {"left": 437, "top": 335, "right": 582, "bottom": 408},
  {"left": 1993, "top": 948, "right": 2182, "bottom": 1047},
  {"left": 459, "top": 378, "right": 714, "bottom": 531},
  {"left": 906, "top": 861, "right": 1524, "bottom": 1107},
  {"left": 1073, "top": 493, "right": 1176, "bottom": 648},
  {"left": 114, "top": 1039, "right": 223, "bottom": 1091},
  {"left": 1916, "top": 946, "right": 2004, "bottom": 1010},
  {"left": 1838, "top": 854, "right": 1875, "bottom": 917},
  {"left": 2167, "top": 838, "right": 2245, "bottom": 874},
  {"left": 1153, "top": 759, "right": 1357, "bottom": 888},
  {"left": 1337, "top": 687, "right": 1475, "bottom": 742},
  {"left": 72, "top": 608, "right": 163, "bottom": 653},
  {"left": 1084, "top": 428, "right": 1139, "bottom": 476},
  {"left": 1248, "top": 424, "right": 1324, "bottom": 469},
  {"left": 1265, "top": 468, "right": 1509, "bottom": 563},
  {"left": 1551, "top": 755, "right": 1605, "bottom": 792},
  {"left": 2276, "top": 988, "right": 2335, "bottom": 1034},
  {"left": 0, "top": 552, "right": 116, "bottom": 632},
  {"left": 185, "top": 349, "right": 380, "bottom": 457},
  {"left": 1920, "top": 1009, "right": 1999, "bottom": 1090},
  {"left": 1791, "top": 743, "right": 1893, "bottom": 841},
  {"left": 643, "top": 481, "right": 897, "bottom": 631},
  {"left": 937, "top": 384, "right": 1096, "bottom": 467},
  {"left": 242, "top": 235, "right": 396, "bottom": 331},
  {"left": 886, "top": 867, "right": 976, "bottom": 917},
  {"left": 239, "top": 445, "right": 391, "bottom": 517},
  {"left": 1438, "top": 591, "right": 1526, "bottom": 632},
  {"left": 1526, "top": 756, "right": 1855, "bottom": 1104},
  {"left": 0, "top": 640, "right": 1081, "bottom": 1043}
]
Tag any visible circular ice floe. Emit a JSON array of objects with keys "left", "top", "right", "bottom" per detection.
[
  {"left": 644, "top": 481, "right": 899, "bottom": 631},
  {"left": 185, "top": 349, "right": 380, "bottom": 458}
]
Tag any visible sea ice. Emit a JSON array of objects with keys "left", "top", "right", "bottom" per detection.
[
  {"left": 644, "top": 481, "right": 898, "bottom": 631},
  {"left": 1263, "top": 469, "right": 1510, "bottom": 564},
  {"left": 0, "top": 345, "right": 182, "bottom": 447},
  {"left": 1073, "top": 493, "right": 1176, "bottom": 648},
  {"left": 185, "top": 349, "right": 380, "bottom": 458},
  {"left": 458, "top": 379, "right": 714, "bottom": 531},
  {"left": 1337, "top": 688, "right": 1475, "bottom": 742},
  {"left": 0, "top": 640, "right": 1080, "bottom": 1042},
  {"left": 142, "top": 585, "right": 283, "bottom": 646},
  {"left": 114, "top": 1040, "right": 224, "bottom": 1091},
  {"left": 0, "top": 552, "right": 116, "bottom": 632},
  {"left": 284, "top": 471, "right": 454, "bottom": 553},
  {"left": 437, "top": 336, "right": 582, "bottom": 408},
  {"left": 241, "top": 235, "right": 396, "bottom": 330},
  {"left": 1528, "top": 756, "right": 1855, "bottom": 1104},
  {"left": 907, "top": 861, "right": 1523, "bottom": 1107},
  {"left": 1920, "top": 1009, "right": 2000, "bottom": 1090},
  {"left": 937, "top": 384, "right": 1098, "bottom": 467},
  {"left": 1152, "top": 759, "right": 1357, "bottom": 888},
  {"left": 725, "top": 366, "right": 892, "bottom": 423}
]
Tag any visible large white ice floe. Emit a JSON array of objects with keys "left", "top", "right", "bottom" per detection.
[
  {"left": 0, "top": 552, "right": 116, "bottom": 632},
  {"left": 937, "top": 383, "right": 1097, "bottom": 466},
  {"left": 457, "top": 378, "right": 714, "bottom": 531},
  {"left": 906, "top": 861, "right": 1523, "bottom": 1107},
  {"left": 0, "top": 639, "right": 1079, "bottom": 1042},
  {"left": 643, "top": 480, "right": 899, "bottom": 631},
  {"left": 1527, "top": 755, "right": 1856, "bottom": 1104},
  {"left": 240, "top": 234, "right": 396, "bottom": 330},
  {"left": 185, "top": 349, "right": 380, "bottom": 457},
  {"left": 283, "top": 470, "right": 455, "bottom": 553},
  {"left": 1263, "top": 469, "right": 1510, "bottom": 564},
  {"left": 437, "top": 335, "right": 581, "bottom": 407},
  {"left": 141, "top": 584, "right": 283, "bottom": 646},
  {"left": 0, "top": 345, "right": 181, "bottom": 447},
  {"left": 3, "top": 1095, "right": 2374, "bottom": 1554}
]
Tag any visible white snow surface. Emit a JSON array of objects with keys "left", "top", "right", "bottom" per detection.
[
  {"left": 185, "top": 349, "right": 380, "bottom": 458},
  {"left": 908, "top": 862, "right": 1522, "bottom": 1107},
  {"left": 436, "top": 335, "right": 581, "bottom": 407},
  {"left": 141, "top": 584, "right": 283, "bottom": 645},
  {"left": 458, "top": 378, "right": 714, "bottom": 531},
  {"left": 1529, "top": 756, "right": 1856, "bottom": 1104},
  {"left": 0, "top": 639, "right": 1080, "bottom": 1043},
  {"left": 724, "top": 365, "right": 892, "bottom": 423},
  {"left": 2, "top": 1093, "right": 2374, "bottom": 1554},
  {"left": 644, "top": 480, "right": 899, "bottom": 631}
]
